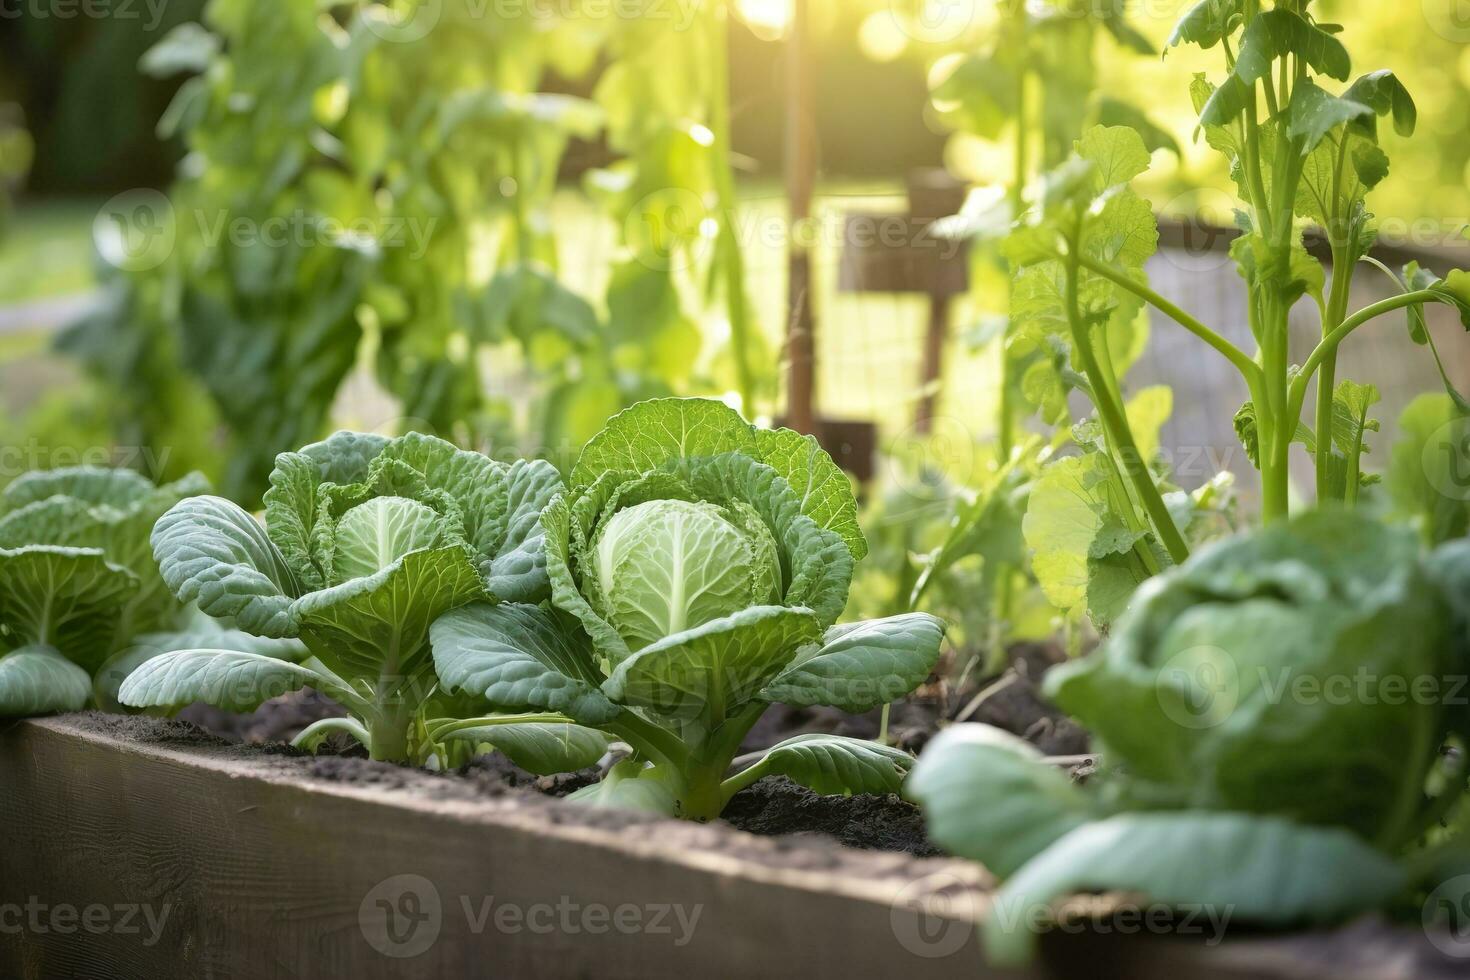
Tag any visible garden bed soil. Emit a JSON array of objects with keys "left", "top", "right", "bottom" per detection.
[{"left": 175, "top": 642, "right": 1087, "bottom": 855}]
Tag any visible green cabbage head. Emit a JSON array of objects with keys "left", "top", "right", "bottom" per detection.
[
  {"left": 1044, "top": 510, "right": 1463, "bottom": 847},
  {"left": 432, "top": 398, "right": 945, "bottom": 820},
  {"left": 0, "top": 466, "right": 216, "bottom": 715},
  {"left": 120, "top": 432, "right": 562, "bottom": 760}
]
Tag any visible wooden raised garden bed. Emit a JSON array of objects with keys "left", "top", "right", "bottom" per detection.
[{"left": 1, "top": 715, "right": 1461, "bottom": 979}]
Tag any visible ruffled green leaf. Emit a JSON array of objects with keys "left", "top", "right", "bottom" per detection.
[
  {"left": 430, "top": 602, "right": 617, "bottom": 724},
  {"left": 152, "top": 496, "right": 301, "bottom": 637},
  {"left": 602, "top": 606, "right": 823, "bottom": 723},
  {"left": 542, "top": 494, "right": 634, "bottom": 667},
  {"left": 94, "top": 627, "right": 307, "bottom": 712},
  {"left": 486, "top": 459, "right": 563, "bottom": 603},
  {"left": 751, "top": 427, "right": 867, "bottom": 561},
  {"left": 761, "top": 613, "right": 944, "bottom": 713},
  {"left": 570, "top": 398, "right": 755, "bottom": 489},
  {"left": 0, "top": 546, "right": 139, "bottom": 670},
  {"left": 293, "top": 544, "right": 488, "bottom": 682}
]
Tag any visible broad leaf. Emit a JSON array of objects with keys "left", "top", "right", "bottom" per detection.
[
  {"left": 985, "top": 813, "right": 1404, "bottom": 967},
  {"left": 430, "top": 603, "right": 617, "bottom": 724},
  {"left": 570, "top": 398, "right": 755, "bottom": 488},
  {"left": 486, "top": 459, "right": 563, "bottom": 603},
  {"left": 0, "top": 547, "right": 139, "bottom": 670},
  {"left": 760, "top": 613, "right": 944, "bottom": 713},
  {"left": 292, "top": 545, "right": 488, "bottom": 682},
  {"left": 602, "top": 606, "right": 823, "bottom": 722},
  {"left": 152, "top": 496, "right": 300, "bottom": 637},
  {"left": 752, "top": 427, "right": 867, "bottom": 561},
  {"left": 0, "top": 646, "right": 92, "bottom": 717},
  {"left": 741, "top": 734, "right": 915, "bottom": 797},
  {"left": 119, "top": 649, "right": 322, "bottom": 713},
  {"left": 439, "top": 719, "right": 612, "bottom": 776},
  {"left": 1234, "top": 9, "right": 1351, "bottom": 86},
  {"left": 907, "top": 725, "right": 1093, "bottom": 878}
]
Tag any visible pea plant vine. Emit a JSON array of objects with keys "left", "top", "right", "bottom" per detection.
[{"left": 64, "top": 0, "right": 767, "bottom": 504}]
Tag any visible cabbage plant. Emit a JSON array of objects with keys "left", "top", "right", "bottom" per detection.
[
  {"left": 0, "top": 467, "right": 220, "bottom": 715},
  {"left": 908, "top": 511, "right": 1470, "bottom": 965},
  {"left": 119, "top": 432, "right": 564, "bottom": 762},
  {"left": 430, "top": 399, "right": 945, "bottom": 820}
]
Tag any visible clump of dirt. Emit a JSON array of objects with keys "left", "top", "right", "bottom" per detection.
[
  {"left": 180, "top": 689, "right": 345, "bottom": 745},
  {"left": 721, "top": 776, "right": 937, "bottom": 856},
  {"left": 60, "top": 711, "right": 228, "bottom": 748}
]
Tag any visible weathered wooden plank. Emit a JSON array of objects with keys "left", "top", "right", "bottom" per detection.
[{"left": 0, "top": 716, "right": 1460, "bottom": 980}]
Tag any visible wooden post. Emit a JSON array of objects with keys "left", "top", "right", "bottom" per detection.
[
  {"left": 785, "top": 0, "right": 817, "bottom": 435},
  {"left": 917, "top": 291, "right": 948, "bottom": 434}
]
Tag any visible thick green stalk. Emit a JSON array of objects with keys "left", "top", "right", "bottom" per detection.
[
  {"left": 1315, "top": 243, "right": 1354, "bottom": 501},
  {"left": 708, "top": 2, "right": 755, "bottom": 414},
  {"left": 1064, "top": 234, "right": 1189, "bottom": 565}
]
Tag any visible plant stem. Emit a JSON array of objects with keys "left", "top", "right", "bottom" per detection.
[
  {"left": 1064, "top": 235, "right": 1190, "bottom": 565},
  {"left": 1290, "top": 290, "right": 1445, "bottom": 421},
  {"left": 1315, "top": 243, "right": 1354, "bottom": 501},
  {"left": 1076, "top": 255, "right": 1261, "bottom": 386},
  {"left": 708, "top": 1, "right": 755, "bottom": 414}
]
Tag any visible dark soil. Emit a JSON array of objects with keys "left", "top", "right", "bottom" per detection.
[{"left": 160, "top": 641, "right": 1087, "bottom": 858}]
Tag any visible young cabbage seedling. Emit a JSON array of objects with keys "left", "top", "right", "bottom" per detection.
[
  {"left": 0, "top": 466, "right": 280, "bottom": 715},
  {"left": 119, "top": 432, "right": 566, "bottom": 762},
  {"left": 430, "top": 398, "right": 946, "bottom": 820}
]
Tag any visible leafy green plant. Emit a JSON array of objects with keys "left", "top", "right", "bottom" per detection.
[
  {"left": 118, "top": 431, "right": 564, "bottom": 762},
  {"left": 0, "top": 466, "right": 221, "bottom": 715},
  {"left": 429, "top": 398, "right": 945, "bottom": 820},
  {"left": 909, "top": 510, "right": 1470, "bottom": 965}
]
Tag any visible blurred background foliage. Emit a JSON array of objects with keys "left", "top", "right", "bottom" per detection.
[{"left": 0, "top": 0, "right": 1467, "bottom": 649}]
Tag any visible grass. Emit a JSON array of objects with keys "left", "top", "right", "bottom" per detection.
[{"left": 0, "top": 199, "right": 100, "bottom": 305}]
